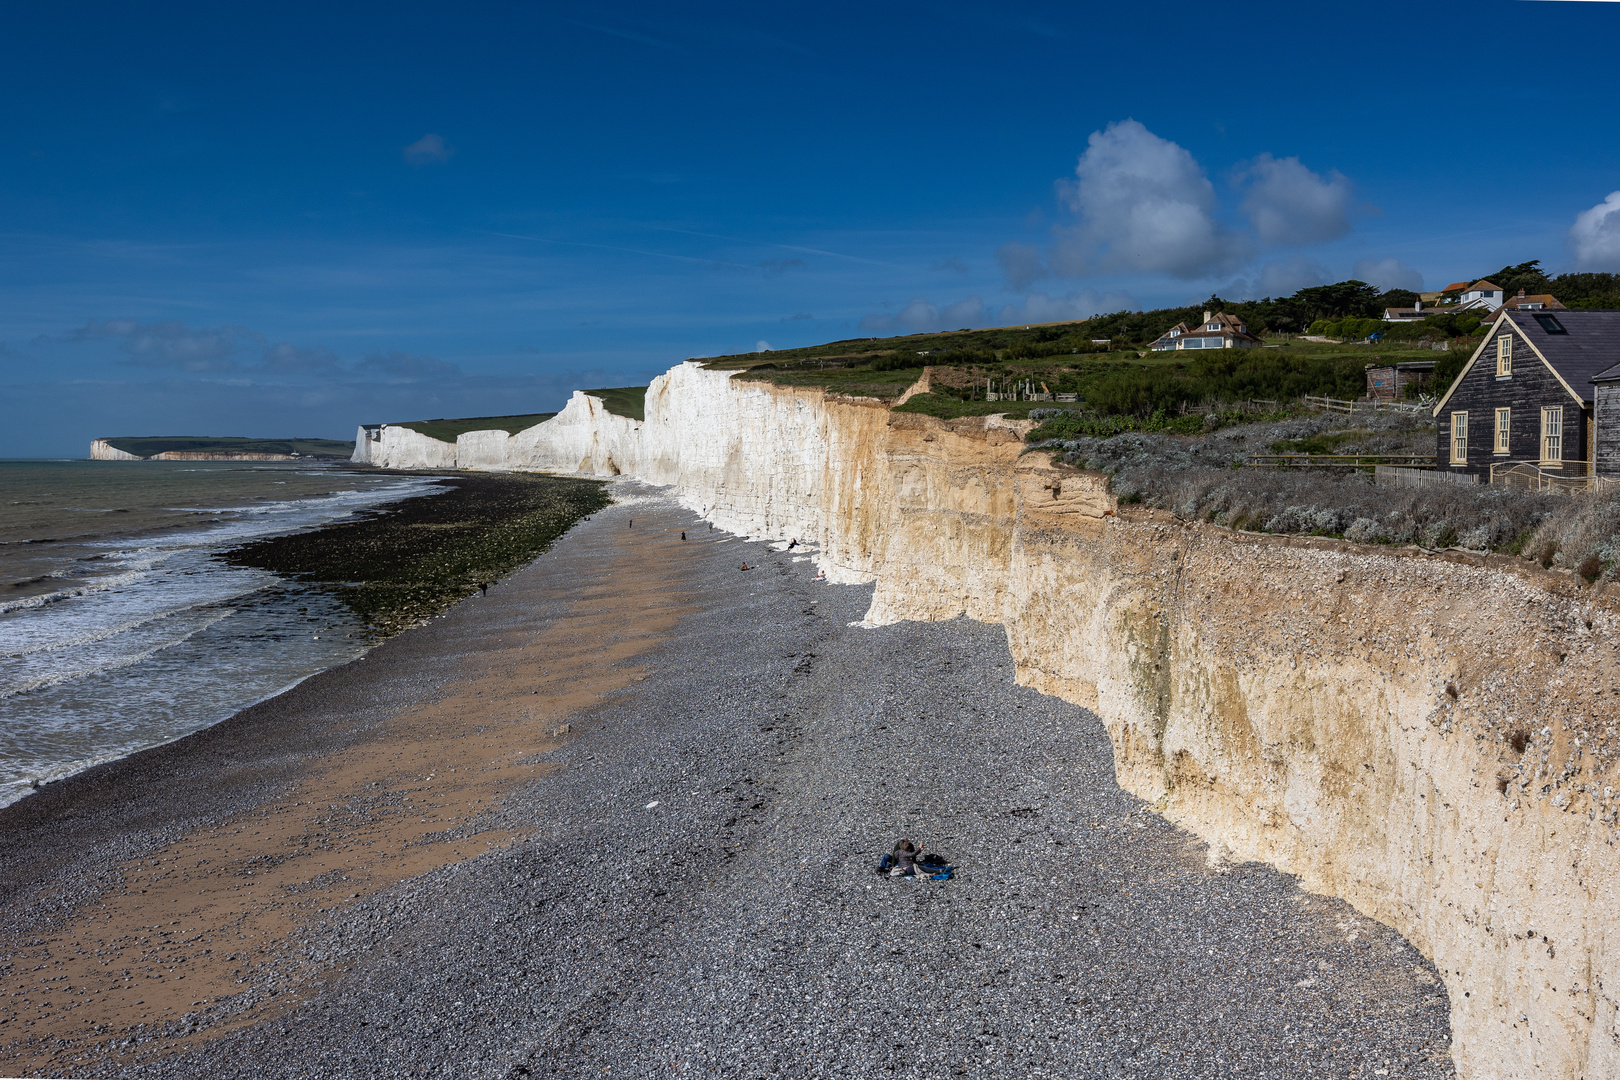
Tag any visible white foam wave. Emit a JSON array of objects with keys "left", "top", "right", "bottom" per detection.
[
  {"left": 0, "top": 608, "right": 234, "bottom": 700},
  {"left": 0, "top": 569, "right": 149, "bottom": 615}
]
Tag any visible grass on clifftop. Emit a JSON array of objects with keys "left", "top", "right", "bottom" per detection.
[
  {"left": 103, "top": 436, "right": 355, "bottom": 458},
  {"left": 395, "top": 414, "right": 557, "bottom": 443},
  {"left": 581, "top": 387, "right": 648, "bottom": 422},
  {"left": 221, "top": 472, "right": 610, "bottom": 637}
]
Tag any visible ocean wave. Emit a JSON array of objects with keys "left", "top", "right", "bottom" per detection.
[
  {"left": 0, "top": 607, "right": 235, "bottom": 700},
  {"left": 0, "top": 582, "right": 271, "bottom": 658},
  {"left": 0, "top": 569, "right": 149, "bottom": 615}
]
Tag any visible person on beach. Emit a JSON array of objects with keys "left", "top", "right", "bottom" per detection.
[
  {"left": 740, "top": 562, "right": 750, "bottom": 571},
  {"left": 629, "top": 520, "right": 632, "bottom": 529},
  {"left": 477, "top": 581, "right": 489, "bottom": 596},
  {"left": 889, "top": 838, "right": 920, "bottom": 877},
  {"left": 787, "top": 538, "right": 798, "bottom": 550},
  {"left": 681, "top": 531, "right": 686, "bottom": 541}
]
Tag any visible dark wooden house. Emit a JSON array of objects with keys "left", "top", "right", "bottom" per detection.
[
  {"left": 1589, "top": 358, "right": 1620, "bottom": 477},
  {"left": 1432, "top": 309, "right": 1620, "bottom": 478}
]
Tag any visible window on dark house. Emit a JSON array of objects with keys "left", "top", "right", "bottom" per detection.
[
  {"left": 1451, "top": 412, "right": 1468, "bottom": 464},
  {"left": 1496, "top": 336, "right": 1513, "bottom": 377},
  {"left": 1541, "top": 406, "right": 1563, "bottom": 464},
  {"left": 1533, "top": 314, "right": 1567, "bottom": 334},
  {"left": 1495, "top": 408, "right": 1511, "bottom": 454}
]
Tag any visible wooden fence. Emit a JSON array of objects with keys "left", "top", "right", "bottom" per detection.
[
  {"left": 1374, "top": 465, "right": 1477, "bottom": 489},
  {"left": 1250, "top": 454, "right": 1432, "bottom": 470},
  {"left": 1303, "top": 396, "right": 1427, "bottom": 415},
  {"left": 1490, "top": 461, "right": 1620, "bottom": 494}
]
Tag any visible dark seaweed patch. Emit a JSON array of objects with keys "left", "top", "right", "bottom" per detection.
[{"left": 220, "top": 472, "right": 610, "bottom": 637}]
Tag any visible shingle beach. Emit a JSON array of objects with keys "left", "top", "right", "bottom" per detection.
[{"left": 0, "top": 485, "right": 1452, "bottom": 1078}]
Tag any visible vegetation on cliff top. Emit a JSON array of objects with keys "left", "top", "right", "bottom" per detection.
[
  {"left": 103, "top": 435, "right": 355, "bottom": 458},
  {"left": 580, "top": 386, "right": 649, "bottom": 422},
  {"left": 222, "top": 472, "right": 610, "bottom": 637},
  {"left": 395, "top": 414, "right": 558, "bottom": 443}
]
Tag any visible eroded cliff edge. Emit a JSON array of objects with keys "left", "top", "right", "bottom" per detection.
[{"left": 373, "top": 362, "right": 1620, "bottom": 1079}]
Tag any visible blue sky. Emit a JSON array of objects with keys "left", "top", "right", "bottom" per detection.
[{"left": 5, "top": 0, "right": 1620, "bottom": 456}]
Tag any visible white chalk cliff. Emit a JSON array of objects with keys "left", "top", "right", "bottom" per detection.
[{"left": 360, "top": 361, "right": 1620, "bottom": 1079}]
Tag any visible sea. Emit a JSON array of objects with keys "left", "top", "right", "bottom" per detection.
[{"left": 0, "top": 460, "right": 443, "bottom": 808}]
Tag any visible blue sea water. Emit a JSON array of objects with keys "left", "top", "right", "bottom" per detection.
[{"left": 0, "top": 461, "right": 442, "bottom": 807}]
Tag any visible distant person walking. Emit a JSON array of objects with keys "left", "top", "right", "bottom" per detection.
[
  {"left": 477, "top": 581, "right": 490, "bottom": 596},
  {"left": 628, "top": 519, "right": 632, "bottom": 529},
  {"left": 681, "top": 531, "right": 686, "bottom": 541}
]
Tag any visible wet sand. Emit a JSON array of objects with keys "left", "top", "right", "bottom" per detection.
[
  {"left": 0, "top": 486, "right": 1453, "bottom": 1078},
  {"left": 0, "top": 490, "right": 694, "bottom": 1073}
]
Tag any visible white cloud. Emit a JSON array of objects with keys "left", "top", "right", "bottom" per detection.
[
  {"left": 996, "top": 290, "right": 1135, "bottom": 325},
  {"left": 403, "top": 133, "right": 453, "bottom": 165},
  {"left": 1351, "top": 257, "right": 1424, "bottom": 292},
  {"left": 996, "top": 242, "right": 1044, "bottom": 289},
  {"left": 858, "top": 296, "right": 985, "bottom": 335},
  {"left": 1220, "top": 256, "right": 1332, "bottom": 300},
  {"left": 755, "top": 340, "right": 772, "bottom": 352},
  {"left": 1049, "top": 119, "right": 1238, "bottom": 279},
  {"left": 1571, "top": 191, "right": 1620, "bottom": 270},
  {"left": 1238, "top": 154, "right": 1356, "bottom": 246}
]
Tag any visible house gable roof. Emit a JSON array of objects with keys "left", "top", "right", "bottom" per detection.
[
  {"left": 1432, "top": 309, "right": 1620, "bottom": 414},
  {"left": 1441, "top": 281, "right": 1471, "bottom": 293},
  {"left": 1466, "top": 280, "right": 1502, "bottom": 293},
  {"left": 1504, "top": 293, "right": 1566, "bottom": 310}
]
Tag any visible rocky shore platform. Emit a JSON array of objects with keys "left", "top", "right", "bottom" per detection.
[{"left": 0, "top": 486, "right": 1452, "bottom": 1078}]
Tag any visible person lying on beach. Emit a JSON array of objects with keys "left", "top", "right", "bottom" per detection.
[
  {"left": 739, "top": 562, "right": 751, "bottom": 571},
  {"left": 812, "top": 570, "right": 826, "bottom": 582}
]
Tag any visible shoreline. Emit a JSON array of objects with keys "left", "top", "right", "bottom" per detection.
[
  {"left": 0, "top": 485, "right": 695, "bottom": 1072},
  {"left": 1, "top": 469, "right": 605, "bottom": 811},
  {"left": 0, "top": 487, "right": 1453, "bottom": 1077}
]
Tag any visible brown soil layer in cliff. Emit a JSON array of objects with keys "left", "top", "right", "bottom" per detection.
[{"left": 0, "top": 493, "right": 698, "bottom": 1075}]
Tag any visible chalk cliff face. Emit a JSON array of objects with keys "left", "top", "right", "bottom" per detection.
[
  {"left": 355, "top": 424, "right": 457, "bottom": 469},
  {"left": 361, "top": 360, "right": 1620, "bottom": 1078},
  {"left": 89, "top": 439, "right": 143, "bottom": 461}
]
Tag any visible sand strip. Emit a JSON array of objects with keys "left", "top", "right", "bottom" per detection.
[{"left": 0, "top": 493, "right": 698, "bottom": 1073}]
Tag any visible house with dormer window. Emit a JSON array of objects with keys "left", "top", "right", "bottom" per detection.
[
  {"left": 1149, "top": 322, "right": 1190, "bottom": 351},
  {"left": 1432, "top": 309, "right": 1620, "bottom": 477},
  {"left": 1151, "top": 311, "right": 1262, "bottom": 351}
]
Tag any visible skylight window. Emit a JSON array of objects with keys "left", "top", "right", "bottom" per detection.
[{"left": 1534, "top": 314, "right": 1567, "bottom": 334}]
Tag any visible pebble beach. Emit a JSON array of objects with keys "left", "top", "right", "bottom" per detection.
[{"left": 0, "top": 485, "right": 1453, "bottom": 1078}]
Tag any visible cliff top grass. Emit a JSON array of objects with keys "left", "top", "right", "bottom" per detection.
[
  {"left": 706, "top": 331, "right": 1457, "bottom": 418},
  {"left": 103, "top": 436, "right": 355, "bottom": 458},
  {"left": 580, "top": 387, "right": 647, "bottom": 422},
  {"left": 395, "top": 414, "right": 557, "bottom": 443}
]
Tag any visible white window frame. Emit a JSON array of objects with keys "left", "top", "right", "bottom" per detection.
[
  {"left": 1497, "top": 335, "right": 1513, "bottom": 377},
  {"left": 1451, "top": 411, "right": 1468, "bottom": 465},
  {"left": 1495, "top": 408, "right": 1511, "bottom": 454},
  {"left": 1541, "top": 406, "right": 1563, "bottom": 465}
]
